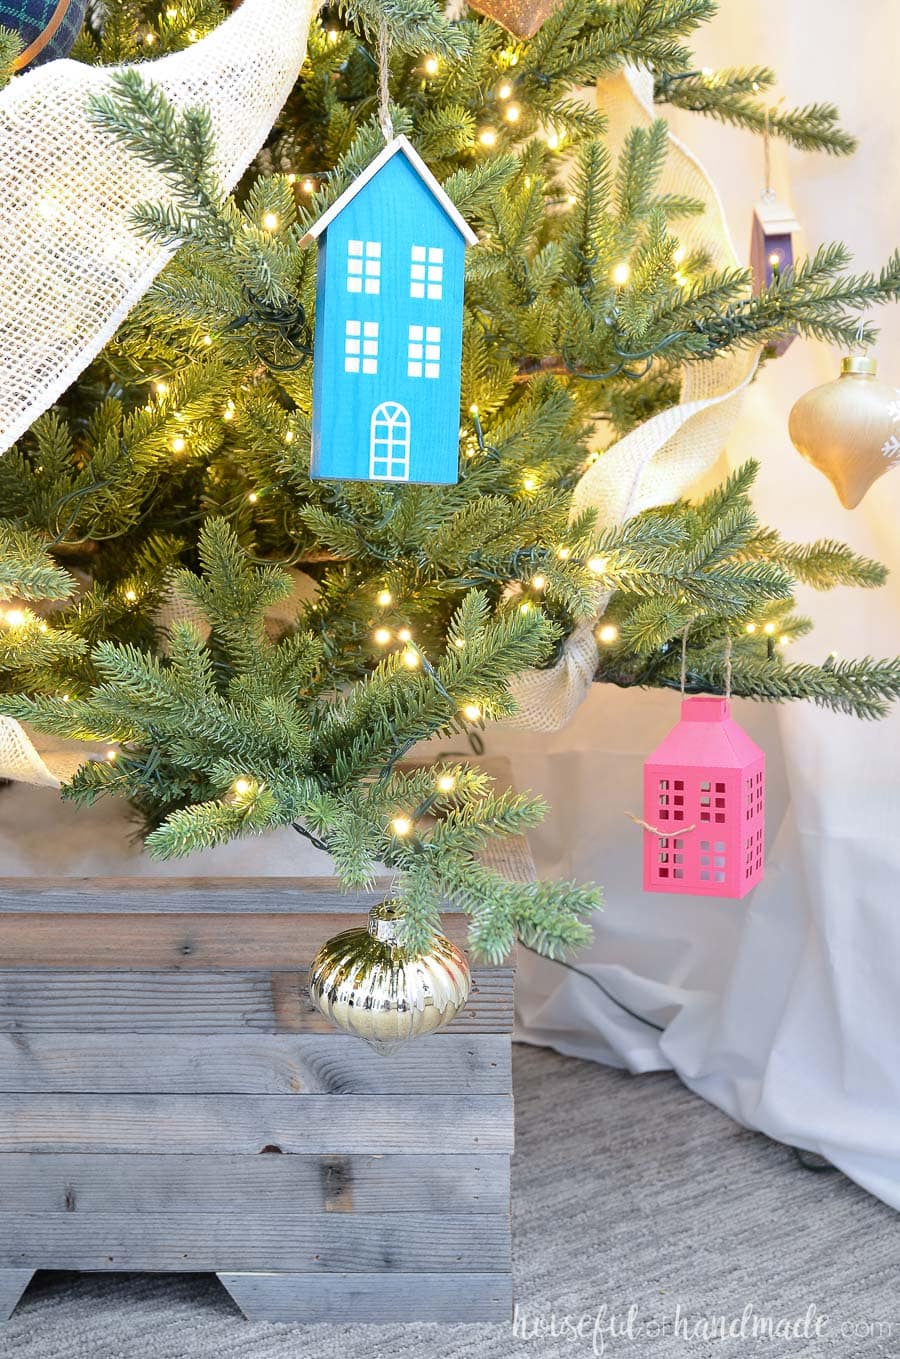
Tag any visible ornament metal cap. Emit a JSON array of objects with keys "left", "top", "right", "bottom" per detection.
[
  {"left": 307, "top": 901, "right": 472, "bottom": 1051},
  {"left": 841, "top": 355, "right": 878, "bottom": 376},
  {"left": 367, "top": 899, "right": 403, "bottom": 944}
]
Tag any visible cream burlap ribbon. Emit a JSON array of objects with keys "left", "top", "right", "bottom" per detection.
[
  {"left": 0, "top": 62, "right": 757, "bottom": 783},
  {"left": 508, "top": 69, "right": 759, "bottom": 731},
  {"left": 0, "top": 0, "right": 316, "bottom": 454}
]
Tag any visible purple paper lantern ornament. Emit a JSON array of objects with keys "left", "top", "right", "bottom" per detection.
[{"left": 642, "top": 696, "right": 765, "bottom": 900}]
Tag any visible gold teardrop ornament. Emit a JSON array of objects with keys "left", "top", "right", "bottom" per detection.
[
  {"left": 788, "top": 355, "right": 900, "bottom": 509},
  {"left": 307, "top": 901, "right": 472, "bottom": 1053}
]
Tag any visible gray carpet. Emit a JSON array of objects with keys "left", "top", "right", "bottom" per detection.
[{"left": 4, "top": 1046, "right": 898, "bottom": 1359}]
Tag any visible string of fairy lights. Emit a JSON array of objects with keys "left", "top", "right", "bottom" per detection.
[{"left": 4, "top": 17, "right": 807, "bottom": 840}]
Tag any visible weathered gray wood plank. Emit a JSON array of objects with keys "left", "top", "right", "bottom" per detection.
[
  {"left": 0, "top": 911, "right": 473, "bottom": 969},
  {"left": 0, "top": 1213, "right": 512, "bottom": 1273},
  {"left": 0, "top": 1033, "right": 511, "bottom": 1094},
  {"left": 0, "top": 968, "right": 513, "bottom": 1034},
  {"left": 0, "top": 1093, "right": 513, "bottom": 1154},
  {"left": 0, "top": 1270, "right": 33, "bottom": 1322},
  {"left": 218, "top": 1270, "right": 513, "bottom": 1322},
  {"left": 0, "top": 879, "right": 394, "bottom": 915},
  {"left": 0, "top": 1153, "right": 510, "bottom": 1215}
]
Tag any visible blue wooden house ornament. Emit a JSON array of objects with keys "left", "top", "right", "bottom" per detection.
[{"left": 303, "top": 135, "right": 477, "bottom": 485}]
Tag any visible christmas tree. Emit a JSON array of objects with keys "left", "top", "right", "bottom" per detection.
[{"left": 2, "top": 0, "right": 899, "bottom": 962}]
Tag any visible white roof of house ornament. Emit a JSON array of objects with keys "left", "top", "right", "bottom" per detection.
[
  {"left": 300, "top": 134, "right": 478, "bottom": 246},
  {"left": 752, "top": 192, "right": 801, "bottom": 234}
]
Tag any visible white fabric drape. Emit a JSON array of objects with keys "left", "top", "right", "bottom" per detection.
[{"left": 505, "top": 0, "right": 900, "bottom": 1209}]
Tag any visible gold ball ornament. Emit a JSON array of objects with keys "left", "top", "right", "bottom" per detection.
[
  {"left": 307, "top": 901, "right": 471, "bottom": 1053},
  {"left": 466, "top": 0, "right": 559, "bottom": 38},
  {"left": 788, "top": 356, "right": 900, "bottom": 510}
]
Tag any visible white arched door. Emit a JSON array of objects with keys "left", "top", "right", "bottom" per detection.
[{"left": 369, "top": 402, "right": 411, "bottom": 481}]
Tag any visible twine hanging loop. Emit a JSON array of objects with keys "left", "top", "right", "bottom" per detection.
[
  {"left": 377, "top": 18, "right": 394, "bottom": 142},
  {"left": 625, "top": 811, "right": 697, "bottom": 838}
]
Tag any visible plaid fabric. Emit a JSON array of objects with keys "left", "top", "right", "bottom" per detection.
[{"left": 0, "top": 0, "right": 87, "bottom": 66}]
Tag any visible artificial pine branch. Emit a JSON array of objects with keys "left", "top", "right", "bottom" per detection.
[
  {"left": 1, "top": 0, "right": 898, "bottom": 960},
  {"left": 655, "top": 67, "right": 857, "bottom": 155},
  {"left": 0, "top": 522, "right": 596, "bottom": 958},
  {"left": 0, "top": 26, "right": 21, "bottom": 86}
]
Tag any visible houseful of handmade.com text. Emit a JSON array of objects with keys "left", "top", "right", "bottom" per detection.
[{"left": 512, "top": 1302, "right": 894, "bottom": 1353}]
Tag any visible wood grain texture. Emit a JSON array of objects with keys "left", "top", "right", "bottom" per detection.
[
  {"left": 0, "top": 1152, "right": 510, "bottom": 1215},
  {"left": 0, "top": 968, "right": 513, "bottom": 1034},
  {"left": 0, "top": 1033, "right": 511, "bottom": 1094},
  {"left": 218, "top": 1270, "right": 513, "bottom": 1322},
  {"left": 0, "top": 763, "right": 523, "bottom": 1322},
  {"left": 0, "top": 911, "right": 472, "bottom": 970},
  {"left": 0, "top": 1212, "right": 512, "bottom": 1272},
  {"left": 0, "top": 1093, "right": 514, "bottom": 1154},
  {"left": 0, "top": 879, "right": 393, "bottom": 916},
  {"left": 0, "top": 1270, "right": 33, "bottom": 1322}
]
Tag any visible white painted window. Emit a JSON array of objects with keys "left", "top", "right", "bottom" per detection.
[
  {"left": 410, "top": 245, "right": 443, "bottom": 300},
  {"left": 345, "top": 319, "right": 379, "bottom": 375},
  {"left": 370, "top": 402, "right": 411, "bottom": 481},
  {"left": 407, "top": 324, "right": 441, "bottom": 379},
  {"left": 347, "top": 239, "right": 381, "bottom": 295}
]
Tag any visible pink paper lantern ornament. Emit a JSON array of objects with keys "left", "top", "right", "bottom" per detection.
[{"left": 643, "top": 696, "right": 765, "bottom": 900}]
